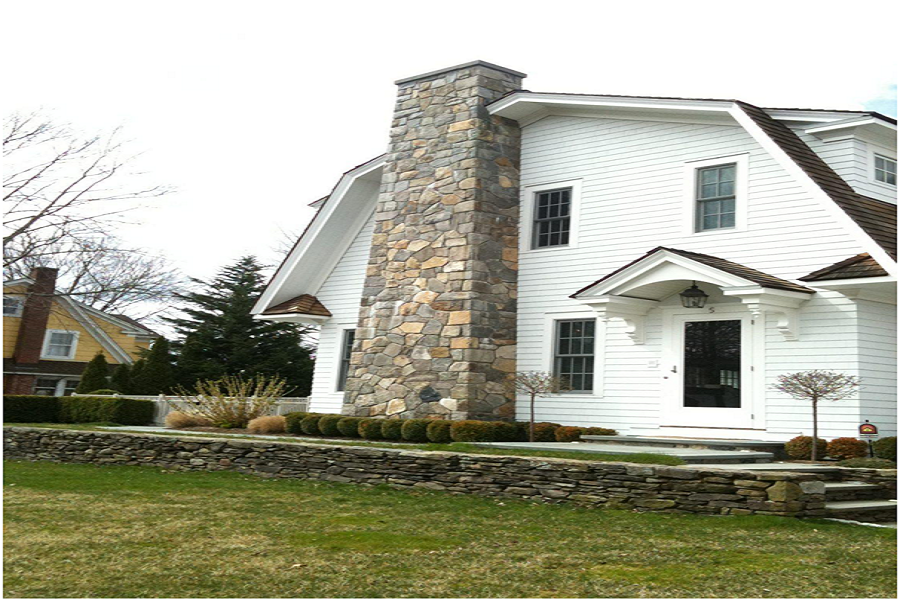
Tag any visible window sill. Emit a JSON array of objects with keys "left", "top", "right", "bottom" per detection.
[
  {"left": 520, "top": 244, "right": 576, "bottom": 256},
  {"left": 40, "top": 356, "right": 77, "bottom": 361},
  {"left": 689, "top": 226, "right": 742, "bottom": 237}
]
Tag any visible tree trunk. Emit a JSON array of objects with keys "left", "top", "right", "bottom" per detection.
[
  {"left": 530, "top": 391, "right": 536, "bottom": 442},
  {"left": 811, "top": 398, "right": 819, "bottom": 461}
]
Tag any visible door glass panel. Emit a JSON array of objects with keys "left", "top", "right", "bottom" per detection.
[{"left": 683, "top": 320, "right": 741, "bottom": 408}]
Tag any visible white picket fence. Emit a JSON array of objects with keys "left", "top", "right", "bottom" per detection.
[{"left": 71, "top": 394, "right": 310, "bottom": 425}]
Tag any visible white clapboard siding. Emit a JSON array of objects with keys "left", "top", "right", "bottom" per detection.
[
  {"left": 308, "top": 212, "right": 375, "bottom": 414},
  {"left": 516, "top": 115, "right": 874, "bottom": 435},
  {"left": 857, "top": 299, "right": 898, "bottom": 436}
]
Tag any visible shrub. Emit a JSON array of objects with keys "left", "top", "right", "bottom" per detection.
[
  {"left": 784, "top": 435, "right": 828, "bottom": 460},
  {"left": 284, "top": 412, "right": 310, "bottom": 434},
  {"left": 582, "top": 427, "right": 617, "bottom": 436},
  {"left": 873, "top": 436, "right": 897, "bottom": 462},
  {"left": 837, "top": 457, "right": 897, "bottom": 469},
  {"left": 400, "top": 419, "right": 431, "bottom": 442},
  {"left": 337, "top": 417, "right": 363, "bottom": 438},
  {"left": 3, "top": 395, "right": 60, "bottom": 423},
  {"left": 359, "top": 418, "right": 385, "bottom": 440},
  {"left": 380, "top": 419, "right": 404, "bottom": 440},
  {"left": 165, "top": 411, "right": 212, "bottom": 428},
  {"left": 450, "top": 420, "right": 499, "bottom": 442},
  {"left": 57, "top": 396, "right": 154, "bottom": 425},
  {"left": 171, "top": 374, "right": 287, "bottom": 428},
  {"left": 317, "top": 415, "right": 343, "bottom": 437},
  {"left": 493, "top": 421, "right": 522, "bottom": 442},
  {"left": 530, "top": 422, "right": 561, "bottom": 442},
  {"left": 300, "top": 415, "right": 324, "bottom": 436},
  {"left": 555, "top": 426, "right": 583, "bottom": 442},
  {"left": 426, "top": 420, "right": 453, "bottom": 443},
  {"left": 87, "top": 389, "right": 120, "bottom": 395},
  {"left": 827, "top": 437, "right": 869, "bottom": 460},
  {"left": 247, "top": 415, "right": 286, "bottom": 434}
]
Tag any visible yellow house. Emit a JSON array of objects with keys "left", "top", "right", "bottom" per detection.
[{"left": 3, "top": 267, "right": 157, "bottom": 396}]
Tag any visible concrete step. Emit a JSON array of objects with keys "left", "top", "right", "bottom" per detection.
[
  {"left": 582, "top": 435, "right": 786, "bottom": 459},
  {"left": 823, "top": 500, "right": 897, "bottom": 523},
  {"left": 469, "top": 442, "right": 773, "bottom": 464},
  {"left": 824, "top": 481, "right": 894, "bottom": 501},
  {"left": 699, "top": 463, "right": 843, "bottom": 476}
]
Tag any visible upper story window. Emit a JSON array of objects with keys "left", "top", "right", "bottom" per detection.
[
  {"left": 42, "top": 330, "right": 78, "bottom": 360},
  {"left": 533, "top": 187, "right": 572, "bottom": 248},
  {"left": 3, "top": 296, "right": 23, "bottom": 317},
  {"left": 554, "top": 319, "right": 595, "bottom": 393},
  {"left": 696, "top": 164, "right": 736, "bottom": 231},
  {"left": 875, "top": 154, "right": 897, "bottom": 186},
  {"left": 336, "top": 329, "right": 355, "bottom": 392}
]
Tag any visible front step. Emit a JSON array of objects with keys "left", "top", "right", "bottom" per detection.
[
  {"left": 824, "top": 482, "right": 893, "bottom": 502},
  {"left": 582, "top": 435, "right": 786, "bottom": 459},
  {"left": 699, "top": 463, "right": 844, "bottom": 479},
  {"left": 823, "top": 500, "right": 897, "bottom": 523},
  {"left": 470, "top": 442, "right": 773, "bottom": 464}
]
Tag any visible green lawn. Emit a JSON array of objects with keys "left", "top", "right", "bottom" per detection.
[{"left": 3, "top": 460, "right": 896, "bottom": 598}]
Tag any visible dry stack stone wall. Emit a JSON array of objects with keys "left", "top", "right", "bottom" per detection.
[
  {"left": 5, "top": 427, "right": 838, "bottom": 518},
  {"left": 343, "top": 62, "right": 525, "bottom": 421}
]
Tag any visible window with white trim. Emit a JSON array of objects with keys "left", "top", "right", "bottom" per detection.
[
  {"left": 3, "top": 296, "right": 23, "bottom": 317},
  {"left": 34, "top": 377, "right": 78, "bottom": 396},
  {"left": 336, "top": 329, "right": 355, "bottom": 392},
  {"left": 875, "top": 154, "right": 897, "bottom": 186},
  {"left": 696, "top": 163, "right": 736, "bottom": 231},
  {"left": 554, "top": 319, "right": 595, "bottom": 393},
  {"left": 42, "top": 330, "right": 78, "bottom": 359},
  {"left": 532, "top": 187, "right": 572, "bottom": 248}
]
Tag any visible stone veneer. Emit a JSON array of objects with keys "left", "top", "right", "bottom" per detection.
[
  {"left": 343, "top": 62, "right": 525, "bottom": 421},
  {"left": 5, "top": 427, "right": 836, "bottom": 518}
]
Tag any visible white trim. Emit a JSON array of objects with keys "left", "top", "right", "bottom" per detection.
[
  {"left": 41, "top": 329, "right": 80, "bottom": 360},
  {"left": 57, "top": 297, "right": 133, "bottom": 364},
  {"left": 334, "top": 327, "right": 356, "bottom": 393},
  {"left": 540, "top": 309, "right": 604, "bottom": 397},
  {"left": 520, "top": 178, "right": 582, "bottom": 256},
  {"left": 3, "top": 295, "right": 24, "bottom": 317},
  {"left": 869, "top": 146, "right": 897, "bottom": 190},
  {"left": 805, "top": 116, "right": 897, "bottom": 136},
  {"left": 682, "top": 153, "right": 749, "bottom": 237},
  {"left": 2, "top": 277, "right": 35, "bottom": 288},
  {"left": 254, "top": 313, "right": 330, "bottom": 326}
]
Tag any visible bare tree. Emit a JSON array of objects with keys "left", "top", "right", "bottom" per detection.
[
  {"left": 3, "top": 110, "right": 170, "bottom": 271},
  {"left": 772, "top": 370, "right": 860, "bottom": 461},
  {"left": 510, "top": 371, "right": 569, "bottom": 442}
]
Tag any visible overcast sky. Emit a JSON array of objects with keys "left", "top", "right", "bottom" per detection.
[{"left": 5, "top": 0, "right": 897, "bottom": 281}]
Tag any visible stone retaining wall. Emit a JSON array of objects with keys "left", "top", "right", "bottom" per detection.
[{"left": 4, "top": 427, "right": 830, "bottom": 518}]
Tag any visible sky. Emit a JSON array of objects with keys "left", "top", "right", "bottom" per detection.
[{"left": 4, "top": 0, "right": 898, "bottom": 282}]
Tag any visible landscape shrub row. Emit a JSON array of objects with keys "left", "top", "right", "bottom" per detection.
[
  {"left": 281, "top": 412, "right": 617, "bottom": 443},
  {"left": 4, "top": 395, "right": 155, "bottom": 426},
  {"left": 785, "top": 435, "right": 897, "bottom": 463}
]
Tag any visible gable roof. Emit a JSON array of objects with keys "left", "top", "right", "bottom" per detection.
[
  {"left": 261, "top": 294, "right": 332, "bottom": 317},
  {"left": 800, "top": 253, "right": 890, "bottom": 282},
  {"left": 572, "top": 247, "right": 815, "bottom": 298}
]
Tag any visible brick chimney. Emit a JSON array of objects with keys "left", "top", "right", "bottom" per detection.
[
  {"left": 7, "top": 267, "right": 58, "bottom": 394},
  {"left": 343, "top": 61, "right": 525, "bottom": 420}
]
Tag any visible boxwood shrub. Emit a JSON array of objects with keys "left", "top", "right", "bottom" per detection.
[
  {"left": 873, "top": 436, "right": 897, "bottom": 462},
  {"left": 300, "top": 414, "right": 325, "bottom": 436},
  {"left": 400, "top": 419, "right": 431, "bottom": 442},
  {"left": 381, "top": 419, "right": 404, "bottom": 440},
  {"left": 826, "top": 437, "right": 869, "bottom": 460},
  {"left": 284, "top": 412, "right": 311, "bottom": 434},
  {"left": 784, "top": 435, "right": 827, "bottom": 460},
  {"left": 317, "top": 414, "right": 343, "bottom": 437},
  {"left": 337, "top": 417, "right": 363, "bottom": 438},
  {"left": 493, "top": 421, "right": 522, "bottom": 442},
  {"left": 426, "top": 420, "right": 453, "bottom": 443},
  {"left": 358, "top": 418, "right": 385, "bottom": 440},
  {"left": 56, "top": 396, "right": 154, "bottom": 425},
  {"left": 450, "top": 420, "right": 499, "bottom": 442},
  {"left": 3, "top": 395, "right": 60, "bottom": 423},
  {"left": 555, "top": 426, "right": 583, "bottom": 442}
]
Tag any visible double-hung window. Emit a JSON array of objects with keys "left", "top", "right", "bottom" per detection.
[
  {"left": 554, "top": 320, "right": 595, "bottom": 393},
  {"left": 533, "top": 187, "right": 572, "bottom": 248},
  {"left": 42, "top": 330, "right": 77, "bottom": 359},
  {"left": 696, "top": 164, "right": 736, "bottom": 231},
  {"left": 3, "top": 296, "right": 23, "bottom": 317},
  {"left": 337, "top": 329, "right": 355, "bottom": 392},
  {"left": 875, "top": 154, "right": 897, "bottom": 186}
]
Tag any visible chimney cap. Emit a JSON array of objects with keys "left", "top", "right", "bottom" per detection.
[{"left": 395, "top": 60, "right": 527, "bottom": 86}]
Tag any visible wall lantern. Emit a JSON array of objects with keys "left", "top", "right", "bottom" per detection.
[{"left": 679, "top": 281, "right": 709, "bottom": 308}]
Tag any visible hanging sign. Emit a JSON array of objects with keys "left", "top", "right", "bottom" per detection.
[{"left": 859, "top": 421, "right": 879, "bottom": 438}]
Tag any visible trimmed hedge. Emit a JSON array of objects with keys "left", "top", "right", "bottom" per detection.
[
  {"left": 555, "top": 426, "right": 583, "bottom": 442},
  {"left": 381, "top": 419, "right": 404, "bottom": 440},
  {"left": 493, "top": 421, "right": 523, "bottom": 442},
  {"left": 284, "top": 412, "right": 311, "bottom": 434},
  {"left": 784, "top": 435, "right": 827, "bottom": 460},
  {"left": 359, "top": 418, "right": 385, "bottom": 440},
  {"left": 826, "top": 437, "right": 868, "bottom": 460},
  {"left": 426, "top": 420, "right": 453, "bottom": 443},
  {"left": 337, "top": 417, "right": 363, "bottom": 438},
  {"left": 837, "top": 457, "right": 896, "bottom": 469},
  {"left": 450, "top": 420, "right": 499, "bottom": 442},
  {"left": 872, "top": 436, "right": 897, "bottom": 462},
  {"left": 317, "top": 415, "right": 343, "bottom": 437},
  {"left": 300, "top": 415, "right": 324, "bottom": 436},
  {"left": 4, "top": 395, "right": 153, "bottom": 425},
  {"left": 400, "top": 419, "right": 431, "bottom": 442}
]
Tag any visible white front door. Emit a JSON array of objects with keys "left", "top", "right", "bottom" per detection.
[{"left": 662, "top": 309, "right": 755, "bottom": 429}]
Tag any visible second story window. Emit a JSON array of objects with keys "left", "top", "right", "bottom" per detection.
[
  {"left": 42, "top": 330, "right": 77, "bottom": 359},
  {"left": 533, "top": 188, "right": 571, "bottom": 248},
  {"left": 3, "top": 296, "right": 23, "bottom": 317},
  {"left": 337, "top": 329, "right": 355, "bottom": 391},
  {"left": 696, "top": 164, "right": 736, "bottom": 231},
  {"left": 875, "top": 154, "right": 897, "bottom": 186}
]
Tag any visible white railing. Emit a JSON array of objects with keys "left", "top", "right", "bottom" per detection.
[{"left": 71, "top": 393, "right": 310, "bottom": 425}]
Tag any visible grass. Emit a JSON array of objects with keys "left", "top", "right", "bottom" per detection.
[
  {"left": 4, "top": 423, "right": 685, "bottom": 465},
  {"left": 3, "top": 460, "right": 896, "bottom": 598}
]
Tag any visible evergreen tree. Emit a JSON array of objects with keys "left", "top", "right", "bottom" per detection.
[
  {"left": 129, "top": 359, "right": 146, "bottom": 394},
  {"left": 76, "top": 352, "right": 111, "bottom": 393},
  {"left": 110, "top": 363, "right": 132, "bottom": 393},
  {"left": 167, "top": 256, "right": 314, "bottom": 395},
  {"left": 133, "top": 337, "right": 176, "bottom": 394}
]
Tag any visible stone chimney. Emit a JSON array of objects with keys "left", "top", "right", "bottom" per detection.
[
  {"left": 343, "top": 61, "right": 525, "bottom": 421},
  {"left": 7, "top": 267, "right": 58, "bottom": 394}
]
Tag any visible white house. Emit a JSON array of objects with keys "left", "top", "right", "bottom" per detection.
[{"left": 254, "top": 61, "right": 897, "bottom": 440}]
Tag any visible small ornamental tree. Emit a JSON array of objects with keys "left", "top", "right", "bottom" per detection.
[
  {"left": 772, "top": 370, "right": 860, "bottom": 461},
  {"left": 509, "top": 371, "right": 569, "bottom": 442},
  {"left": 75, "top": 352, "right": 110, "bottom": 394}
]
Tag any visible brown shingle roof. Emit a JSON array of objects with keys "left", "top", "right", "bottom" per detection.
[
  {"left": 736, "top": 102, "right": 897, "bottom": 260},
  {"left": 262, "top": 294, "right": 332, "bottom": 317},
  {"left": 571, "top": 247, "right": 815, "bottom": 297},
  {"left": 800, "top": 253, "right": 890, "bottom": 282}
]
